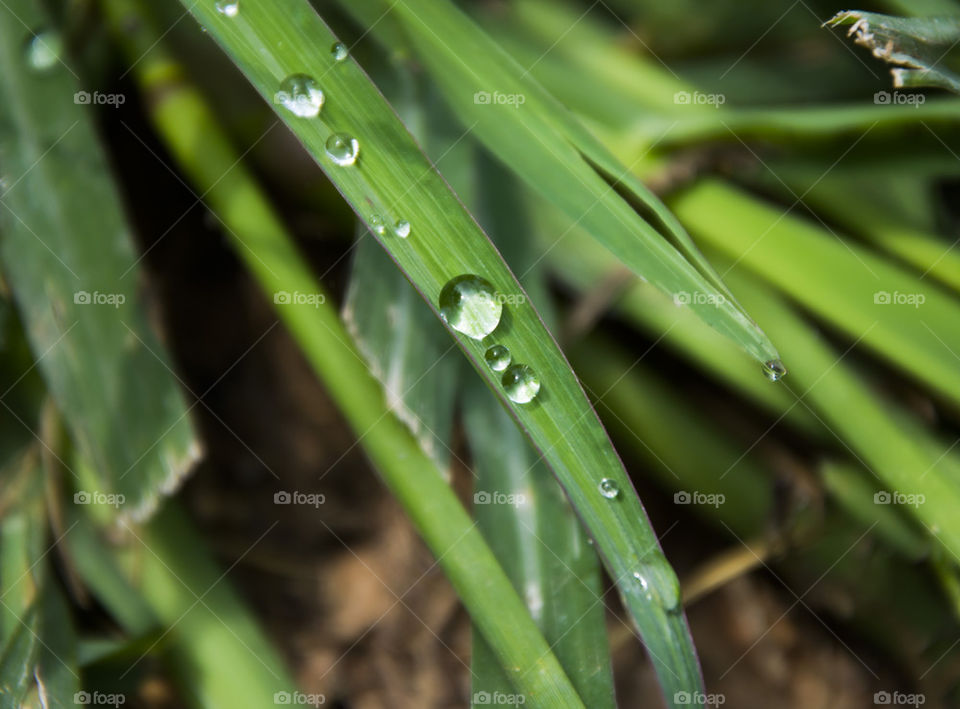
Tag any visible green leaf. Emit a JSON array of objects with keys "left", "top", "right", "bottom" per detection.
[
  {"left": 367, "top": 0, "right": 781, "bottom": 369},
  {"left": 827, "top": 11, "right": 960, "bottom": 93},
  {"left": 0, "top": 0, "right": 199, "bottom": 521},
  {"left": 170, "top": 0, "right": 706, "bottom": 704}
]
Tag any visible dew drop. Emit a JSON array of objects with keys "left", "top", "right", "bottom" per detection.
[
  {"left": 368, "top": 214, "right": 389, "bottom": 236},
  {"left": 632, "top": 558, "right": 682, "bottom": 612},
  {"left": 632, "top": 571, "right": 649, "bottom": 594},
  {"left": 763, "top": 359, "right": 787, "bottom": 382},
  {"left": 394, "top": 220, "right": 411, "bottom": 239},
  {"left": 26, "top": 31, "right": 62, "bottom": 71},
  {"left": 502, "top": 364, "right": 541, "bottom": 404},
  {"left": 331, "top": 42, "right": 349, "bottom": 62},
  {"left": 484, "top": 344, "right": 511, "bottom": 372},
  {"left": 275, "top": 74, "right": 325, "bottom": 118},
  {"left": 438, "top": 275, "right": 502, "bottom": 340},
  {"left": 215, "top": 0, "right": 240, "bottom": 17},
  {"left": 598, "top": 478, "right": 620, "bottom": 499},
  {"left": 325, "top": 133, "right": 359, "bottom": 166}
]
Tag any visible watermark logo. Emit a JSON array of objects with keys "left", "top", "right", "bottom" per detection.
[
  {"left": 74, "top": 691, "right": 126, "bottom": 707},
  {"left": 74, "top": 491, "right": 125, "bottom": 509},
  {"left": 274, "top": 491, "right": 326, "bottom": 508},
  {"left": 675, "top": 690, "right": 726, "bottom": 705},
  {"left": 472, "top": 691, "right": 526, "bottom": 705},
  {"left": 273, "top": 691, "right": 326, "bottom": 706},
  {"left": 473, "top": 491, "right": 527, "bottom": 507},
  {"left": 873, "top": 290, "right": 925, "bottom": 308},
  {"left": 673, "top": 291, "right": 726, "bottom": 307},
  {"left": 496, "top": 293, "right": 526, "bottom": 305},
  {"left": 874, "top": 91, "right": 925, "bottom": 108},
  {"left": 874, "top": 690, "right": 925, "bottom": 706},
  {"left": 74, "top": 91, "right": 126, "bottom": 108},
  {"left": 274, "top": 291, "right": 326, "bottom": 308},
  {"left": 674, "top": 91, "right": 725, "bottom": 108},
  {"left": 874, "top": 490, "right": 925, "bottom": 508},
  {"left": 674, "top": 490, "right": 725, "bottom": 509},
  {"left": 74, "top": 290, "right": 126, "bottom": 308},
  {"left": 474, "top": 90, "right": 526, "bottom": 108}
]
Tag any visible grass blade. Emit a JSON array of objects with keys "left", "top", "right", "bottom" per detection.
[
  {"left": 363, "top": 0, "right": 781, "bottom": 370},
  {"left": 672, "top": 179, "right": 960, "bottom": 408},
  {"left": 0, "top": 0, "right": 198, "bottom": 521},
  {"left": 167, "top": 0, "right": 706, "bottom": 703}
]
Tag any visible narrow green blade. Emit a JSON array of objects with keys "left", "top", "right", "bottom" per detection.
[{"left": 0, "top": 0, "right": 198, "bottom": 520}]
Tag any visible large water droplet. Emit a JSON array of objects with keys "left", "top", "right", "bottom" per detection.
[
  {"left": 439, "top": 275, "right": 502, "bottom": 340},
  {"left": 331, "top": 42, "right": 349, "bottom": 62},
  {"left": 26, "top": 31, "right": 62, "bottom": 71},
  {"left": 276, "top": 74, "right": 325, "bottom": 118},
  {"left": 215, "top": 0, "right": 240, "bottom": 17},
  {"left": 502, "top": 364, "right": 540, "bottom": 404},
  {"left": 763, "top": 359, "right": 787, "bottom": 382},
  {"left": 394, "top": 220, "right": 411, "bottom": 239},
  {"left": 484, "top": 344, "right": 511, "bottom": 372},
  {"left": 325, "top": 133, "right": 359, "bottom": 166},
  {"left": 598, "top": 478, "right": 620, "bottom": 499}
]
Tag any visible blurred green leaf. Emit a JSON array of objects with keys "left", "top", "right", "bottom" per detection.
[{"left": 0, "top": 0, "right": 198, "bottom": 521}]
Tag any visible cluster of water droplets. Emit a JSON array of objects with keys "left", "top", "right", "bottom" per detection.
[{"left": 438, "top": 275, "right": 540, "bottom": 404}]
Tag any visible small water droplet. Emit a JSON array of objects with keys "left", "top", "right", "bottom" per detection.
[
  {"left": 438, "top": 275, "right": 502, "bottom": 340},
  {"left": 598, "top": 478, "right": 620, "bottom": 499},
  {"left": 484, "top": 344, "right": 511, "bottom": 372},
  {"left": 502, "top": 364, "right": 540, "bottom": 404},
  {"left": 331, "top": 42, "right": 349, "bottom": 62},
  {"left": 26, "top": 31, "right": 62, "bottom": 71},
  {"left": 325, "top": 133, "right": 359, "bottom": 166},
  {"left": 215, "top": 0, "right": 240, "bottom": 17},
  {"left": 632, "top": 558, "right": 682, "bottom": 612},
  {"left": 369, "top": 214, "right": 387, "bottom": 236},
  {"left": 394, "top": 220, "right": 411, "bottom": 238},
  {"left": 763, "top": 359, "right": 787, "bottom": 382},
  {"left": 632, "top": 571, "right": 649, "bottom": 593},
  {"left": 276, "top": 74, "right": 325, "bottom": 118}
]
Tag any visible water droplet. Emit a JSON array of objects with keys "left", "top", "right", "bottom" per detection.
[
  {"left": 394, "top": 220, "right": 411, "bottom": 239},
  {"left": 276, "top": 74, "right": 325, "bottom": 118},
  {"left": 26, "top": 31, "right": 62, "bottom": 71},
  {"left": 215, "top": 0, "right": 240, "bottom": 17},
  {"left": 331, "top": 42, "right": 349, "bottom": 62},
  {"left": 502, "top": 364, "right": 540, "bottom": 404},
  {"left": 598, "top": 478, "right": 620, "bottom": 499},
  {"left": 632, "top": 571, "right": 649, "bottom": 593},
  {"left": 763, "top": 359, "right": 787, "bottom": 382},
  {"left": 438, "top": 275, "right": 502, "bottom": 340},
  {"left": 369, "top": 214, "right": 387, "bottom": 236},
  {"left": 325, "top": 133, "right": 359, "bottom": 166},
  {"left": 484, "top": 344, "right": 511, "bottom": 372},
  {"left": 632, "top": 559, "right": 682, "bottom": 612}
]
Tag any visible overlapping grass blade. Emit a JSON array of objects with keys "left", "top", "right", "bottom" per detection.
[
  {"left": 352, "top": 0, "right": 780, "bottom": 370},
  {"left": 0, "top": 0, "right": 198, "bottom": 521},
  {"left": 105, "top": 1, "right": 591, "bottom": 704}
]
